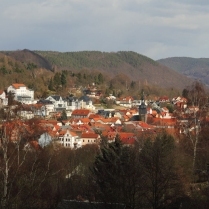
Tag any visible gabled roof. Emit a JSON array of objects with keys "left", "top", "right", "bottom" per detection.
[
  {"left": 37, "top": 99, "right": 53, "bottom": 104},
  {"left": 71, "top": 124, "right": 92, "bottom": 132},
  {"left": 80, "top": 118, "right": 91, "bottom": 124},
  {"left": 158, "top": 96, "right": 169, "bottom": 101},
  {"left": 59, "top": 129, "right": 78, "bottom": 137},
  {"left": 118, "top": 132, "right": 136, "bottom": 145},
  {"left": 12, "top": 83, "right": 26, "bottom": 89},
  {"left": 50, "top": 95, "right": 62, "bottom": 101},
  {"left": 81, "top": 133, "right": 99, "bottom": 138},
  {"left": 88, "top": 114, "right": 104, "bottom": 119},
  {"left": 72, "top": 109, "right": 90, "bottom": 116}
]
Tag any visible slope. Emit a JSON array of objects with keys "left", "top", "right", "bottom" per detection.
[
  {"left": 157, "top": 57, "right": 209, "bottom": 86},
  {"left": 36, "top": 51, "right": 194, "bottom": 90}
]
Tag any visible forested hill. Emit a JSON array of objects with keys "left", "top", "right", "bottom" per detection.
[
  {"left": 0, "top": 49, "right": 195, "bottom": 97},
  {"left": 157, "top": 57, "right": 209, "bottom": 86},
  {"left": 35, "top": 50, "right": 193, "bottom": 89}
]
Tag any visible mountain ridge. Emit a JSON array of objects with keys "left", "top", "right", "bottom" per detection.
[
  {"left": 0, "top": 49, "right": 196, "bottom": 98},
  {"left": 157, "top": 57, "right": 209, "bottom": 86}
]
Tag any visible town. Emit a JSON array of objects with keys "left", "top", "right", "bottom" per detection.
[
  {"left": 0, "top": 81, "right": 208, "bottom": 209},
  {"left": 0, "top": 82, "right": 189, "bottom": 148}
]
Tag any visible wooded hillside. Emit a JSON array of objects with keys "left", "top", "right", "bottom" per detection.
[
  {"left": 0, "top": 50, "right": 195, "bottom": 98},
  {"left": 157, "top": 57, "right": 209, "bottom": 86}
]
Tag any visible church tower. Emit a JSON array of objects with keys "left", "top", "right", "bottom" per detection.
[{"left": 138, "top": 90, "right": 147, "bottom": 122}]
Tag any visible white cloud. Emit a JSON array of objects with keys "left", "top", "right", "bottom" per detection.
[{"left": 1, "top": 0, "right": 209, "bottom": 59}]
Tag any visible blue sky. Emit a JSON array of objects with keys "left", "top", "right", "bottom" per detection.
[{"left": 1, "top": 0, "right": 209, "bottom": 60}]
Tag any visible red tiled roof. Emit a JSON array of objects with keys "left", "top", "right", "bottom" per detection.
[
  {"left": 80, "top": 118, "right": 90, "bottom": 123},
  {"left": 71, "top": 124, "right": 92, "bottom": 131},
  {"left": 72, "top": 109, "right": 90, "bottom": 116},
  {"left": 138, "top": 121, "right": 155, "bottom": 129},
  {"left": 88, "top": 114, "right": 104, "bottom": 119},
  {"left": 12, "top": 83, "right": 26, "bottom": 89},
  {"left": 158, "top": 96, "right": 169, "bottom": 101},
  {"left": 118, "top": 132, "right": 136, "bottom": 145},
  {"left": 59, "top": 129, "right": 78, "bottom": 137},
  {"left": 118, "top": 96, "right": 134, "bottom": 102}
]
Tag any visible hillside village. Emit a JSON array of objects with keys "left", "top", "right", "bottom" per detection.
[
  {"left": 1, "top": 81, "right": 209, "bottom": 209},
  {"left": 0, "top": 82, "right": 191, "bottom": 149}
]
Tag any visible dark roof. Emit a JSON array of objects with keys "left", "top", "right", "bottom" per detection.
[
  {"left": 17, "top": 95, "right": 31, "bottom": 99},
  {"left": 79, "top": 95, "right": 91, "bottom": 102},
  {"left": 51, "top": 95, "right": 61, "bottom": 101},
  {"left": 67, "top": 96, "right": 78, "bottom": 102},
  {"left": 37, "top": 99, "right": 53, "bottom": 104},
  {"left": 129, "top": 115, "right": 140, "bottom": 121},
  {"left": 57, "top": 200, "right": 126, "bottom": 209}
]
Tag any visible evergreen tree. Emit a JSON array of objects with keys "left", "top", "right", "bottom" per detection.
[
  {"left": 139, "top": 132, "right": 181, "bottom": 209},
  {"left": 98, "top": 73, "right": 104, "bottom": 84},
  {"left": 53, "top": 72, "right": 61, "bottom": 89},
  {"left": 48, "top": 78, "right": 54, "bottom": 91},
  {"left": 92, "top": 135, "right": 141, "bottom": 208},
  {"left": 61, "top": 72, "right": 67, "bottom": 87}
]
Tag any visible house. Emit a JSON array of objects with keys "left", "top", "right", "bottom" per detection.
[
  {"left": 17, "top": 109, "right": 34, "bottom": 119},
  {"left": 0, "top": 90, "right": 8, "bottom": 106},
  {"left": 71, "top": 109, "right": 91, "bottom": 118},
  {"left": 45, "top": 95, "right": 66, "bottom": 111},
  {"left": 158, "top": 96, "right": 170, "bottom": 103},
  {"left": 79, "top": 95, "right": 95, "bottom": 110},
  {"left": 58, "top": 129, "right": 81, "bottom": 148},
  {"left": 116, "top": 96, "right": 134, "bottom": 108},
  {"left": 7, "top": 83, "right": 34, "bottom": 104},
  {"left": 80, "top": 132, "right": 100, "bottom": 146},
  {"left": 118, "top": 132, "right": 136, "bottom": 146},
  {"left": 172, "top": 96, "right": 187, "bottom": 109},
  {"left": 65, "top": 96, "right": 81, "bottom": 111},
  {"left": 35, "top": 100, "right": 55, "bottom": 117}
]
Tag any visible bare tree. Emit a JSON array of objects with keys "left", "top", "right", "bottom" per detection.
[{"left": 175, "top": 81, "right": 209, "bottom": 180}]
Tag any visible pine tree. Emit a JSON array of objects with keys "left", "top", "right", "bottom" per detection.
[
  {"left": 139, "top": 132, "right": 180, "bottom": 209},
  {"left": 61, "top": 72, "right": 67, "bottom": 87},
  {"left": 92, "top": 135, "right": 140, "bottom": 207},
  {"left": 48, "top": 78, "right": 54, "bottom": 91}
]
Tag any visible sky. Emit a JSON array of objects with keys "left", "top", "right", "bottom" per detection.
[{"left": 1, "top": 0, "right": 209, "bottom": 60}]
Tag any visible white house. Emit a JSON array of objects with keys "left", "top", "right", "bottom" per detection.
[
  {"left": 116, "top": 96, "right": 134, "bottom": 108},
  {"left": 58, "top": 129, "right": 82, "bottom": 148},
  {"left": 32, "top": 100, "right": 55, "bottom": 117},
  {"left": 0, "top": 90, "right": 8, "bottom": 106},
  {"left": 45, "top": 95, "right": 65, "bottom": 110},
  {"left": 7, "top": 83, "right": 34, "bottom": 104},
  {"left": 65, "top": 97, "right": 81, "bottom": 111},
  {"left": 79, "top": 95, "right": 95, "bottom": 110}
]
